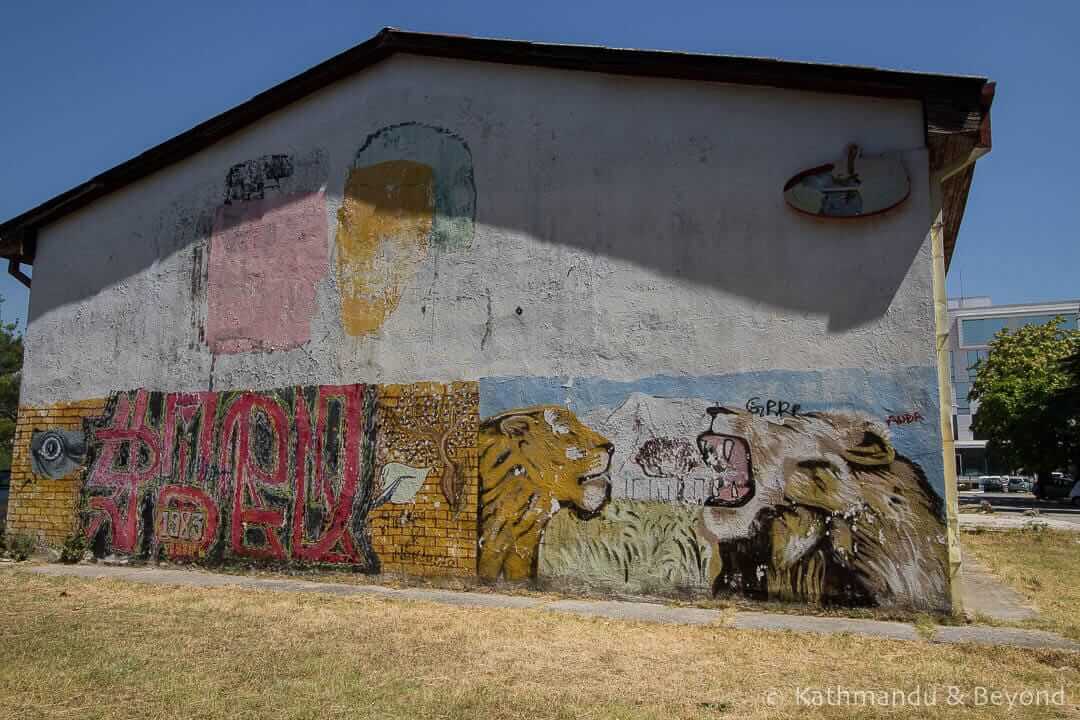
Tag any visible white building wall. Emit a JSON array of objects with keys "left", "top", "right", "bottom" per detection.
[{"left": 24, "top": 54, "right": 933, "bottom": 405}]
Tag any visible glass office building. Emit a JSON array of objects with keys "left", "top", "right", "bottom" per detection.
[{"left": 946, "top": 297, "right": 1080, "bottom": 478}]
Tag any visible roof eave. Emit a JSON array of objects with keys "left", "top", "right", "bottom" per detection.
[{"left": 0, "top": 28, "right": 993, "bottom": 268}]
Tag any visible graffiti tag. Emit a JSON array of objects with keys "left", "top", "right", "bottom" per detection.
[
  {"left": 745, "top": 397, "right": 802, "bottom": 418},
  {"left": 886, "top": 411, "right": 924, "bottom": 426}
]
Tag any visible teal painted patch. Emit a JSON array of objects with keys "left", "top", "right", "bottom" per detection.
[{"left": 354, "top": 123, "right": 476, "bottom": 251}]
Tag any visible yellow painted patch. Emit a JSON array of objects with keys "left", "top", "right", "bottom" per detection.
[{"left": 336, "top": 160, "right": 434, "bottom": 336}]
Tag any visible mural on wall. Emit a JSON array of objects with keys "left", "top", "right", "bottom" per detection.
[
  {"left": 369, "top": 382, "right": 480, "bottom": 575},
  {"left": 477, "top": 406, "right": 612, "bottom": 581},
  {"left": 29, "top": 429, "right": 87, "bottom": 479},
  {"left": 223, "top": 153, "right": 323, "bottom": 204},
  {"left": 82, "top": 385, "right": 379, "bottom": 566},
  {"left": 205, "top": 150, "right": 329, "bottom": 354},
  {"left": 480, "top": 368, "right": 950, "bottom": 609},
  {"left": 78, "top": 381, "right": 479, "bottom": 571},
  {"left": 698, "top": 405, "right": 947, "bottom": 608},
  {"left": 376, "top": 383, "right": 474, "bottom": 513},
  {"left": 336, "top": 123, "right": 476, "bottom": 336},
  {"left": 541, "top": 499, "right": 711, "bottom": 595}
]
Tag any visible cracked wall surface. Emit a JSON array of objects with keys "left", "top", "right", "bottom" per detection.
[{"left": 9, "top": 55, "right": 951, "bottom": 610}]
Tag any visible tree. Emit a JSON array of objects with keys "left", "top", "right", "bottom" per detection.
[
  {"left": 969, "top": 317, "right": 1080, "bottom": 481},
  {"left": 0, "top": 316, "right": 21, "bottom": 471},
  {"left": 1050, "top": 348, "right": 1080, "bottom": 474}
]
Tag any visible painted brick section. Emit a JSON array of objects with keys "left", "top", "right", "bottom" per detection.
[
  {"left": 5, "top": 388, "right": 482, "bottom": 578},
  {"left": 370, "top": 382, "right": 479, "bottom": 577},
  {"left": 5, "top": 400, "right": 107, "bottom": 545}
]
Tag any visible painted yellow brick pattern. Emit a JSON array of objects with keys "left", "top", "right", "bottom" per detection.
[
  {"left": 5, "top": 400, "right": 107, "bottom": 545},
  {"left": 369, "top": 381, "right": 479, "bottom": 577}
]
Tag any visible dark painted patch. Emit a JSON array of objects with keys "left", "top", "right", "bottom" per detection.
[{"left": 224, "top": 154, "right": 295, "bottom": 203}]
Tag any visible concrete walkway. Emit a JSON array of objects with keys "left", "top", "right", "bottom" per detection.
[
  {"left": 959, "top": 513, "right": 1080, "bottom": 532},
  {"left": 960, "top": 558, "right": 1038, "bottom": 621},
  {"left": 18, "top": 563, "right": 1080, "bottom": 653}
]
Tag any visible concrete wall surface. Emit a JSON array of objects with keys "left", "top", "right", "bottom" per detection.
[{"left": 8, "top": 54, "right": 950, "bottom": 611}]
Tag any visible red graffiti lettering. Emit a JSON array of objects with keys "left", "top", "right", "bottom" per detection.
[
  {"left": 81, "top": 384, "right": 388, "bottom": 569},
  {"left": 222, "top": 394, "right": 290, "bottom": 560},
  {"left": 886, "top": 411, "right": 925, "bottom": 426},
  {"left": 161, "top": 392, "right": 218, "bottom": 486},
  {"left": 85, "top": 390, "right": 161, "bottom": 553},
  {"left": 292, "top": 385, "right": 364, "bottom": 563}
]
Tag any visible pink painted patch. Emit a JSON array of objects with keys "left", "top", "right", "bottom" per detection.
[{"left": 206, "top": 192, "right": 327, "bottom": 353}]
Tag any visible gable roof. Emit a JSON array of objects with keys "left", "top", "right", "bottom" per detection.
[{"left": 0, "top": 28, "right": 993, "bottom": 274}]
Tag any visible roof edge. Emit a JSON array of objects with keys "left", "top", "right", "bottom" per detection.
[{"left": 0, "top": 28, "right": 993, "bottom": 262}]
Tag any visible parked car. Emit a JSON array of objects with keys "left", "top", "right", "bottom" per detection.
[
  {"left": 957, "top": 476, "right": 980, "bottom": 491},
  {"left": 1007, "top": 476, "right": 1033, "bottom": 493},
  {"left": 1032, "top": 473, "right": 1080, "bottom": 504},
  {"left": 978, "top": 475, "right": 1007, "bottom": 492}
]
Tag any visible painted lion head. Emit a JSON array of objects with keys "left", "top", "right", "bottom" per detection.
[
  {"left": 479, "top": 405, "right": 613, "bottom": 513},
  {"left": 696, "top": 405, "right": 948, "bottom": 608}
]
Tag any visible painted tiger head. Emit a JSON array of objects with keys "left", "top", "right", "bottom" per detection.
[{"left": 479, "top": 405, "right": 613, "bottom": 513}]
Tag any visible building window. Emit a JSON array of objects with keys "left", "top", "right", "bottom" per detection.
[
  {"left": 961, "top": 318, "right": 1008, "bottom": 346},
  {"left": 955, "top": 381, "right": 972, "bottom": 412},
  {"left": 966, "top": 350, "right": 988, "bottom": 378},
  {"left": 961, "top": 313, "right": 1080, "bottom": 347}
]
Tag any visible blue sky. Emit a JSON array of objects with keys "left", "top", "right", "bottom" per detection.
[{"left": 0, "top": 1, "right": 1075, "bottom": 331}]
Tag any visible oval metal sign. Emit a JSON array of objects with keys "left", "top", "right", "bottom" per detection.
[{"left": 784, "top": 144, "right": 910, "bottom": 218}]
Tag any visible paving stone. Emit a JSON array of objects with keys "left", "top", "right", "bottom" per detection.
[
  {"left": 546, "top": 598, "right": 721, "bottom": 625},
  {"left": 961, "top": 559, "right": 1038, "bottom": 622},
  {"left": 933, "top": 625, "right": 1080, "bottom": 652},
  {"left": 733, "top": 611, "right": 921, "bottom": 641}
]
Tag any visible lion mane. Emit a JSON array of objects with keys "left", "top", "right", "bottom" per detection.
[
  {"left": 478, "top": 405, "right": 613, "bottom": 581},
  {"left": 699, "top": 407, "right": 950, "bottom": 611}
]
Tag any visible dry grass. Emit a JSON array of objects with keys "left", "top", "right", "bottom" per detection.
[
  {"left": 2, "top": 570, "right": 1079, "bottom": 719},
  {"left": 962, "top": 528, "right": 1080, "bottom": 640}
]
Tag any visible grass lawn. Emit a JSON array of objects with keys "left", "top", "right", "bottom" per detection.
[
  {"left": 962, "top": 528, "right": 1080, "bottom": 640},
  {"left": 2, "top": 570, "right": 1078, "bottom": 719}
]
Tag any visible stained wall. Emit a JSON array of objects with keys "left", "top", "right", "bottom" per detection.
[{"left": 9, "top": 53, "right": 952, "bottom": 610}]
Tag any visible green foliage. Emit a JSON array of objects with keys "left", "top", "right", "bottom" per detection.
[
  {"left": 59, "top": 533, "right": 87, "bottom": 564},
  {"left": 1051, "top": 349, "right": 1080, "bottom": 470},
  {"left": 969, "top": 316, "right": 1080, "bottom": 477},
  {"left": 5, "top": 532, "right": 36, "bottom": 561},
  {"left": 0, "top": 310, "right": 23, "bottom": 472}
]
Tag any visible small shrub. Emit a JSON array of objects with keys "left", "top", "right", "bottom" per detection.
[
  {"left": 1023, "top": 521, "right": 1048, "bottom": 535},
  {"left": 58, "top": 533, "right": 86, "bottom": 564},
  {"left": 912, "top": 613, "right": 938, "bottom": 640},
  {"left": 6, "top": 533, "right": 36, "bottom": 561}
]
